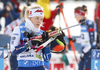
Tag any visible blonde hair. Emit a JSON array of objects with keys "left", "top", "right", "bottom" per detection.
[
  {"left": 20, "top": 5, "right": 27, "bottom": 18},
  {"left": 25, "top": 5, "right": 43, "bottom": 20}
]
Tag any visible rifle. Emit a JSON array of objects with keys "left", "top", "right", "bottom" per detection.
[
  {"left": 30, "top": 20, "right": 85, "bottom": 53},
  {"left": 4, "top": 20, "right": 85, "bottom": 59}
]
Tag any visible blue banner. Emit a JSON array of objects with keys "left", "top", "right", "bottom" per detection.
[
  {"left": 0, "top": 49, "right": 4, "bottom": 70},
  {"left": 91, "top": 50, "right": 100, "bottom": 70}
]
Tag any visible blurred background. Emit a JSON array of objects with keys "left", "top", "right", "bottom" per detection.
[
  {"left": 0, "top": 0, "right": 97, "bottom": 51},
  {"left": 0, "top": 0, "right": 97, "bottom": 46},
  {"left": 0, "top": 0, "right": 98, "bottom": 70}
]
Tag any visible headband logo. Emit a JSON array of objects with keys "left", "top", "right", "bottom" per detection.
[
  {"left": 35, "top": 10, "right": 43, "bottom": 13},
  {"left": 75, "top": 10, "right": 85, "bottom": 16},
  {"left": 30, "top": 11, "right": 32, "bottom": 15},
  {"left": 29, "top": 9, "right": 44, "bottom": 17}
]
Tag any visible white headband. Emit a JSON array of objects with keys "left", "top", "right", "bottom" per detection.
[{"left": 29, "top": 8, "right": 44, "bottom": 17}]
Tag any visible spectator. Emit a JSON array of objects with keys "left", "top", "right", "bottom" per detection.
[
  {"left": 4, "top": 6, "right": 27, "bottom": 36},
  {"left": 0, "top": 1, "right": 20, "bottom": 27}
]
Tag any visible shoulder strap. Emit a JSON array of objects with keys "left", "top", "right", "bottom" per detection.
[{"left": 19, "top": 26, "right": 27, "bottom": 45}]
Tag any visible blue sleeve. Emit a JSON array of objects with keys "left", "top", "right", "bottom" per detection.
[
  {"left": 42, "top": 45, "right": 51, "bottom": 62},
  {"left": 44, "top": 61, "right": 50, "bottom": 69},
  {"left": 12, "top": 44, "right": 27, "bottom": 55},
  {"left": 87, "top": 21, "right": 96, "bottom": 46}
]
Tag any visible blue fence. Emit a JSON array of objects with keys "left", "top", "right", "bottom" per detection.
[{"left": 0, "top": 34, "right": 11, "bottom": 47}]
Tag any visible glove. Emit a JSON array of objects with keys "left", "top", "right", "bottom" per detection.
[
  {"left": 56, "top": 3, "right": 63, "bottom": 15},
  {"left": 42, "top": 31, "right": 49, "bottom": 42},
  {"left": 61, "top": 31, "right": 65, "bottom": 37},
  {"left": 80, "top": 53, "right": 85, "bottom": 61},
  {"left": 25, "top": 40, "right": 42, "bottom": 49},
  {"left": 23, "top": 31, "right": 35, "bottom": 39},
  {"left": 50, "top": 26, "right": 57, "bottom": 31},
  {"left": 50, "top": 26, "right": 58, "bottom": 32},
  {"left": 25, "top": 40, "right": 32, "bottom": 49},
  {"left": 68, "top": 38, "right": 76, "bottom": 42},
  {"left": 56, "top": 4, "right": 63, "bottom": 9}
]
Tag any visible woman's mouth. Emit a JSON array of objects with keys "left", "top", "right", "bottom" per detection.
[{"left": 36, "top": 24, "right": 40, "bottom": 26}]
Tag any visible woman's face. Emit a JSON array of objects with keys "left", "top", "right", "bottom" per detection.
[
  {"left": 30, "top": 16, "right": 44, "bottom": 28},
  {"left": 75, "top": 14, "right": 84, "bottom": 23}
]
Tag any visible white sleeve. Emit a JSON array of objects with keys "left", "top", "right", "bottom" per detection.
[
  {"left": 75, "top": 37, "right": 91, "bottom": 53},
  {"left": 10, "top": 26, "right": 20, "bottom": 52},
  {"left": 82, "top": 42, "right": 91, "bottom": 53}
]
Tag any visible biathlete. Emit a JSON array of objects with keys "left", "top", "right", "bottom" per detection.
[{"left": 10, "top": 5, "right": 51, "bottom": 70}]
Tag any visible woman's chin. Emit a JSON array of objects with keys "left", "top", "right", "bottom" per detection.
[{"left": 35, "top": 26, "right": 39, "bottom": 28}]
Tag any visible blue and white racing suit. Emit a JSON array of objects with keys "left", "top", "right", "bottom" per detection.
[
  {"left": 78, "top": 19, "right": 97, "bottom": 70},
  {"left": 10, "top": 25, "right": 51, "bottom": 70}
]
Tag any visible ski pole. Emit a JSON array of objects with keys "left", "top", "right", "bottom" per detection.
[{"left": 59, "top": 5, "right": 78, "bottom": 63}]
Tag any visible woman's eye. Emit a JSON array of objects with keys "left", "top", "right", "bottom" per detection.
[
  {"left": 41, "top": 18, "right": 43, "bottom": 21},
  {"left": 36, "top": 17, "right": 39, "bottom": 20}
]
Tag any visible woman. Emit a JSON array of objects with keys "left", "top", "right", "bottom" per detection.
[
  {"left": 74, "top": 5, "right": 97, "bottom": 70},
  {"left": 10, "top": 5, "right": 51, "bottom": 70}
]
